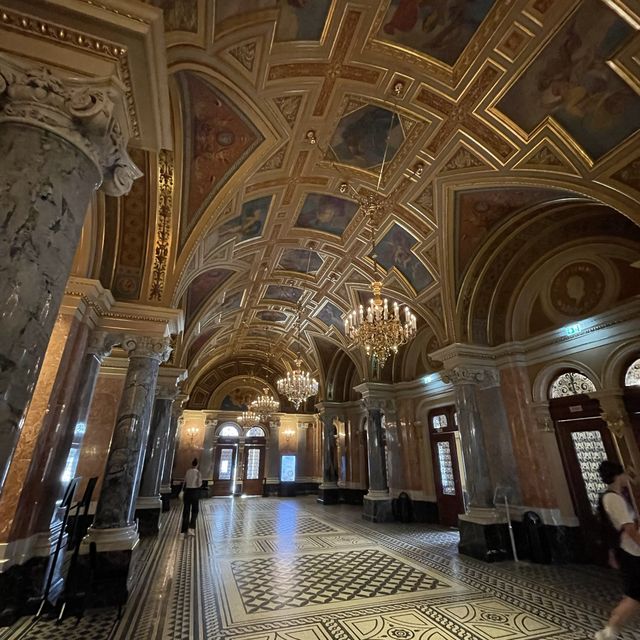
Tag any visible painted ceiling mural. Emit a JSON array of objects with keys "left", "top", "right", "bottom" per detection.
[
  {"left": 178, "top": 71, "right": 263, "bottom": 247},
  {"left": 378, "top": 0, "right": 495, "bottom": 66},
  {"left": 497, "top": 0, "right": 640, "bottom": 160},
  {"left": 295, "top": 193, "right": 359, "bottom": 237},
  {"left": 133, "top": 0, "right": 640, "bottom": 402}
]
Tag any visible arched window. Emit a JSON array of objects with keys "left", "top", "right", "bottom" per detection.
[
  {"left": 549, "top": 371, "right": 596, "bottom": 399},
  {"left": 245, "top": 426, "right": 265, "bottom": 437},
  {"left": 624, "top": 358, "right": 640, "bottom": 388},
  {"left": 219, "top": 425, "right": 240, "bottom": 437}
]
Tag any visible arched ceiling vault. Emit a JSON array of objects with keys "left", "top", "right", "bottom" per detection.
[{"left": 138, "top": 0, "right": 640, "bottom": 402}]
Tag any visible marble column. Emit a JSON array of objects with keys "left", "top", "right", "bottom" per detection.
[
  {"left": 0, "top": 55, "right": 140, "bottom": 495},
  {"left": 444, "top": 367, "right": 508, "bottom": 561},
  {"left": 317, "top": 412, "right": 339, "bottom": 504},
  {"left": 160, "top": 399, "right": 186, "bottom": 511},
  {"left": 135, "top": 383, "right": 178, "bottom": 536},
  {"left": 34, "top": 331, "right": 117, "bottom": 535},
  {"left": 363, "top": 403, "right": 394, "bottom": 522}
]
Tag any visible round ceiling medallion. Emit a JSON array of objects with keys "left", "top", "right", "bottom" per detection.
[{"left": 549, "top": 261, "right": 605, "bottom": 317}]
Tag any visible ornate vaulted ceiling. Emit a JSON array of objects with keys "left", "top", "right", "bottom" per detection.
[{"left": 115, "top": 0, "right": 640, "bottom": 407}]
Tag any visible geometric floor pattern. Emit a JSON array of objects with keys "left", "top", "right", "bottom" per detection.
[{"left": 2, "top": 495, "right": 640, "bottom": 639}]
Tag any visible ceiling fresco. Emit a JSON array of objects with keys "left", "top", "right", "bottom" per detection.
[
  {"left": 294, "top": 193, "right": 359, "bottom": 237},
  {"left": 129, "top": 0, "right": 640, "bottom": 405},
  {"left": 497, "top": 0, "right": 640, "bottom": 160},
  {"left": 178, "top": 71, "right": 263, "bottom": 247},
  {"left": 378, "top": 0, "right": 495, "bottom": 65}
]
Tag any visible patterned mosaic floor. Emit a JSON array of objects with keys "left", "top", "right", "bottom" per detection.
[{"left": 2, "top": 496, "right": 639, "bottom": 639}]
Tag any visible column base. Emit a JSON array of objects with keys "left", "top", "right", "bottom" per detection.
[
  {"left": 135, "top": 497, "right": 162, "bottom": 537},
  {"left": 160, "top": 485, "right": 172, "bottom": 512},
  {"left": 362, "top": 493, "right": 394, "bottom": 522},
  {"left": 0, "top": 555, "right": 50, "bottom": 625},
  {"left": 317, "top": 485, "right": 339, "bottom": 505},
  {"left": 458, "top": 508, "right": 510, "bottom": 562}
]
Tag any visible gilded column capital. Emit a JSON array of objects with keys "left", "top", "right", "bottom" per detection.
[
  {"left": 0, "top": 54, "right": 141, "bottom": 196},
  {"left": 122, "top": 335, "right": 172, "bottom": 363},
  {"left": 86, "top": 330, "right": 119, "bottom": 361}
]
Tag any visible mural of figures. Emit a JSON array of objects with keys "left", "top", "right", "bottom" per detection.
[
  {"left": 454, "top": 187, "right": 565, "bottom": 282},
  {"left": 295, "top": 193, "right": 359, "bottom": 236},
  {"left": 220, "top": 387, "right": 258, "bottom": 411},
  {"left": 275, "top": 0, "right": 333, "bottom": 41},
  {"left": 316, "top": 302, "right": 344, "bottom": 331},
  {"left": 379, "top": 0, "right": 494, "bottom": 66},
  {"left": 278, "top": 249, "right": 323, "bottom": 274},
  {"left": 257, "top": 310, "right": 288, "bottom": 322},
  {"left": 375, "top": 224, "right": 432, "bottom": 291},
  {"left": 179, "top": 72, "right": 263, "bottom": 246},
  {"left": 498, "top": 0, "right": 640, "bottom": 160},
  {"left": 208, "top": 195, "right": 272, "bottom": 250},
  {"left": 264, "top": 285, "right": 303, "bottom": 303},
  {"left": 329, "top": 105, "right": 404, "bottom": 170},
  {"left": 185, "top": 268, "right": 233, "bottom": 324}
]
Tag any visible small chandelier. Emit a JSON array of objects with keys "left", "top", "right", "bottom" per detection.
[
  {"left": 237, "top": 410, "right": 260, "bottom": 426},
  {"left": 277, "top": 303, "right": 318, "bottom": 410},
  {"left": 250, "top": 388, "right": 279, "bottom": 419},
  {"left": 344, "top": 210, "right": 417, "bottom": 366}
]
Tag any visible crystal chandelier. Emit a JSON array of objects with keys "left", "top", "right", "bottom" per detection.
[
  {"left": 250, "top": 388, "right": 279, "bottom": 419},
  {"left": 237, "top": 410, "right": 260, "bottom": 426},
  {"left": 344, "top": 210, "right": 417, "bottom": 366},
  {"left": 277, "top": 304, "right": 319, "bottom": 411}
]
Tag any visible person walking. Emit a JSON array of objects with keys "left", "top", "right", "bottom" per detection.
[
  {"left": 181, "top": 458, "right": 203, "bottom": 538},
  {"left": 595, "top": 460, "right": 640, "bottom": 639}
]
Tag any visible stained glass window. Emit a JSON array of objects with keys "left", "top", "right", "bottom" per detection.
[
  {"left": 218, "top": 448, "right": 234, "bottom": 480},
  {"left": 220, "top": 425, "right": 240, "bottom": 437},
  {"left": 246, "top": 426, "right": 265, "bottom": 437},
  {"left": 549, "top": 372, "right": 596, "bottom": 398},
  {"left": 571, "top": 430, "right": 607, "bottom": 513},
  {"left": 432, "top": 414, "right": 448, "bottom": 430},
  {"left": 624, "top": 358, "right": 640, "bottom": 387},
  {"left": 437, "top": 441, "right": 456, "bottom": 496},
  {"left": 246, "top": 448, "right": 260, "bottom": 480}
]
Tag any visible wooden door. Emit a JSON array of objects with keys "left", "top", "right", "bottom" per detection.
[
  {"left": 242, "top": 440, "right": 266, "bottom": 495},
  {"left": 550, "top": 396, "right": 619, "bottom": 563},
  {"left": 429, "top": 407, "right": 464, "bottom": 527},
  {"left": 212, "top": 441, "right": 237, "bottom": 496}
]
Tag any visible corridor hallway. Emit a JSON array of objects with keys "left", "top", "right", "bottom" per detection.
[{"left": 1, "top": 497, "right": 638, "bottom": 640}]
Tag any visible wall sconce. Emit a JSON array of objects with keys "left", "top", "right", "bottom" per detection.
[
  {"left": 283, "top": 427, "right": 296, "bottom": 445},
  {"left": 186, "top": 426, "right": 199, "bottom": 446}
]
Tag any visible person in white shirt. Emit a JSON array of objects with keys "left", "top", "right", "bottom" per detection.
[
  {"left": 181, "top": 458, "right": 203, "bottom": 537},
  {"left": 595, "top": 460, "right": 640, "bottom": 640}
]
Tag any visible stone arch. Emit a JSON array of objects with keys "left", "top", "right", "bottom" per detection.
[{"left": 602, "top": 341, "right": 640, "bottom": 390}]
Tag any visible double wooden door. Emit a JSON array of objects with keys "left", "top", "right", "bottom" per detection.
[
  {"left": 212, "top": 440, "right": 237, "bottom": 496},
  {"left": 429, "top": 407, "right": 465, "bottom": 527},
  {"left": 242, "top": 440, "right": 266, "bottom": 495},
  {"left": 551, "top": 396, "right": 619, "bottom": 563}
]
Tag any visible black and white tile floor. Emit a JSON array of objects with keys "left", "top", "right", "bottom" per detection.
[{"left": 2, "top": 496, "right": 639, "bottom": 639}]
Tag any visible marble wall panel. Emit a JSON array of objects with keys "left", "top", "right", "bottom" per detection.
[
  {"left": 172, "top": 415, "right": 205, "bottom": 480},
  {"left": 499, "top": 366, "right": 557, "bottom": 509},
  {"left": 75, "top": 374, "right": 126, "bottom": 502},
  {"left": 0, "top": 314, "right": 79, "bottom": 543}
]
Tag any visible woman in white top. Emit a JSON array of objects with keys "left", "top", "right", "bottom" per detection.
[
  {"left": 595, "top": 460, "right": 640, "bottom": 640},
  {"left": 181, "top": 458, "right": 203, "bottom": 537}
]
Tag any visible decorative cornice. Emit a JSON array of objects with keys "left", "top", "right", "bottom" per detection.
[
  {"left": 149, "top": 150, "right": 174, "bottom": 301},
  {"left": 0, "top": 53, "right": 141, "bottom": 196},
  {"left": 122, "top": 335, "right": 172, "bottom": 362},
  {"left": 441, "top": 366, "right": 499, "bottom": 387},
  {"left": 0, "top": 7, "right": 139, "bottom": 140}
]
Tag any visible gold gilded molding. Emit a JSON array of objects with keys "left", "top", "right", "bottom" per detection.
[
  {"left": 0, "top": 7, "right": 139, "bottom": 139},
  {"left": 149, "top": 150, "right": 174, "bottom": 301}
]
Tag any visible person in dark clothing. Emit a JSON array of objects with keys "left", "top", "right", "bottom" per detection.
[{"left": 181, "top": 458, "right": 202, "bottom": 537}]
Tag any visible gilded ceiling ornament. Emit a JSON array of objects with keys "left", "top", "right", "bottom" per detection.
[{"left": 228, "top": 41, "right": 257, "bottom": 72}]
